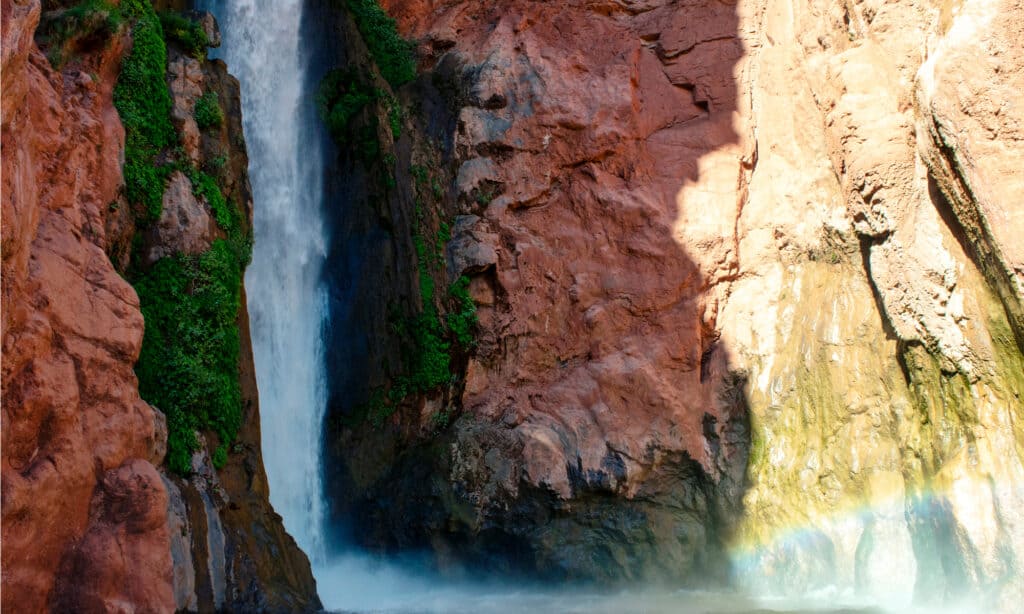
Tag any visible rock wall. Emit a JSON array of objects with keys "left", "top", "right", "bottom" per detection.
[
  {"left": 324, "top": 0, "right": 1024, "bottom": 609},
  {"left": 1, "top": 2, "right": 319, "bottom": 611}
]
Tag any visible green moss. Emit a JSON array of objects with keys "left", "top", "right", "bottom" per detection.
[
  {"left": 194, "top": 90, "right": 223, "bottom": 130},
  {"left": 396, "top": 226, "right": 452, "bottom": 392},
  {"left": 410, "top": 163, "right": 429, "bottom": 186},
  {"left": 747, "top": 419, "right": 766, "bottom": 473},
  {"left": 343, "top": 0, "right": 416, "bottom": 87},
  {"left": 387, "top": 96, "right": 403, "bottom": 138},
  {"left": 436, "top": 220, "right": 451, "bottom": 244}
]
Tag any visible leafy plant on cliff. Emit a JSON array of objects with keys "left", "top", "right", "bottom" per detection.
[
  {"left": 133, "top": 167, "right": 252, "bottom": 474},
  {"left": 194, "top": 90, "right": 224, "bottom": 130},
  {"left": 134, "top": 238, "right": 245, "bottom": 474},
  {"left": 158, "top": 10, "right": 209, "bottom": 59},
  {"left": 132, "top": 166, "right": 252, "bottom": 474},
  {"left": 447, "top": 275, "right": 478, "bottom": 349},
  {"left": 343, "top": 0, "right": 416, "bottom": 87},
  {"left": 114, "top": 0, "right": 176, "bottom": 222},
  {"left": 316, "top": 68, "right": 375, "bottom": 144}
]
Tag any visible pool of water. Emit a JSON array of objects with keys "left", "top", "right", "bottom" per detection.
[{"left": 312, "top": 554, "right": 959, "bottom": 614}]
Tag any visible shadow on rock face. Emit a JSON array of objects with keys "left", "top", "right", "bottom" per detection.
[{"left": 318, "top": 0, "right": 754, "bottom": 588}]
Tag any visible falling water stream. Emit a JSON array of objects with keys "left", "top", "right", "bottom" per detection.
[
  {"left": 199, "top": 0, "right": 330, "bottom": 563},
  {"left": 195, "top": 2, "right": 987, "bottom": 612}
]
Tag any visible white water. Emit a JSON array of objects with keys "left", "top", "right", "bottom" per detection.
[{"left": 201, "top": 0, "right": 330, "bottom": 563}]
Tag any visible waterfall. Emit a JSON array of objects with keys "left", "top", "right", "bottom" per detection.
[{"left": 199, "top": 0, "right": 329, "bottom": 563}]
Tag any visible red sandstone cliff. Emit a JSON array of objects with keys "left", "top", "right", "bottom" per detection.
[
  {"left": 2, "top": 2, "right": 172, "bottom": 609},
  {"left": 1, "top": 2, "right": 318, "bottom": 611}
]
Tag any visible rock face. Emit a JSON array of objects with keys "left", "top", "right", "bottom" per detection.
[
  {"left": 144, "top": 170, "right": 215, "bottom": 263},
  {"left": 2, "top": 3, "right": 171, "bottom": 611},
  {"left": 325, "top": 0, "right": 1024, "bottom": 609},
  {"left": 1, "top": 2, "right": 318, "bottom": 612}
]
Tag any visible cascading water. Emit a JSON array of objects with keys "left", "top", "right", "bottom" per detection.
[{"left": 199, "top": 0, "right": 330, "bottom": 563}]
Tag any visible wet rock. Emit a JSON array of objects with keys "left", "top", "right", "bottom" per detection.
[{"left": 162, "top": 475, "right": 198, "bottom": 612}]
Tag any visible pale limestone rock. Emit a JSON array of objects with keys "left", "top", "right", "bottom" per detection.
[
  {"left": 161, "top": 475, "right": 198, "bottom": 613},
  {"left": 167, "top": 55, "right": 205, "bottom": 163},
  {"left": 916, "top": 0, "right": 1024, "bottom": 343},
  {"left": 146, "top": 171, "right": 214, "bottom": 264}
]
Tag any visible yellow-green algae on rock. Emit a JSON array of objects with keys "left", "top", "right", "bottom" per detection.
[{"left": 729, "top": 239, "right": 1024, "bottom": 608}]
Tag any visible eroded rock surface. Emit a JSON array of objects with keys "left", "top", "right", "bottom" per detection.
[
  {"left": 326, "top": 0, "right": 1024, "bottom": 608},
  {"left": 2, "top": 3, "right": 171, "bottom": 611}
]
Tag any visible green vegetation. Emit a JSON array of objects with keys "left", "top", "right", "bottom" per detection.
[
  {"left": 475, "top": 184, "right": 497, "bottom": 207},
  {"left": 115, "top": 0, "right": 176, "bottom": 222},
  {"left": 212, "top": 444, "right": 228, "bottom": 469},
  {"left": 206, "top": 153, "right": 229, "bottom": 173},
  {"left": 387, "top": 96, "right": 403, "bottom": 138},
  {"left": 343, "top": 0, "right": 416, "bottom": 87},
  {"left": 350, "top": 164, "right": 478, "bottom": 428},
  {"left": 316, "top": 68, "right": 375, "bottom": 143},
  {"left": 434, "top": 221, "right": 450, "bottom": 267},
  {"left": 38, "top": 0, "right": 125, "bottom": 67},
  {"left": 194, "top": 91, "right": 224, "bottom": 130},
  {"left": 357, "top": 117, "right": 383, "bottom": 164},
  {"left": 158, "top": 10, "right": 209, "bottom": 58},
  {"left": 447, "top": 276, "right": 478, "bottom": 349},
  {"left": 133, "top": 235, "right": 247, "bottom": 474},
  {"left": 133, "top": 163, "right": 251, "bottom": 476},
  {"left": 313, "top": 3, "right": 468, "bottom": 429},
  {"left": 431, "top": 406, "right": 454, "bottom": 430},
  {"left": 111, "top": 2, "right": 248, "bottom": 474},
  {"left": 395, "top": 221, "right": 453, "bottom": 394}
]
